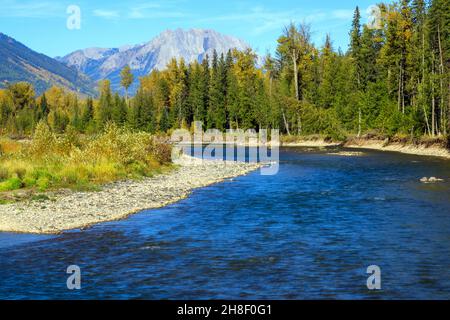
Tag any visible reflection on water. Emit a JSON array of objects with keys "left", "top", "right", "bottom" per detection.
[{"left": 0, "top": 147, "right": 449, "bottom": 299}]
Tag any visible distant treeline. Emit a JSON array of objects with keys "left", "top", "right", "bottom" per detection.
[{"left": 0, "top": 0, "right": 448, "bottom": 140}]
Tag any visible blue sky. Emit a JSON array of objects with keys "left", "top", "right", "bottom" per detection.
[{"left": 0, "top": 0, "right": 391, "bottom": 57}]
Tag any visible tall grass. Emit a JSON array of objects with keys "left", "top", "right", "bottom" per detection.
[{"left": 0, "top": 122, "right": 172, "bottom": 194}]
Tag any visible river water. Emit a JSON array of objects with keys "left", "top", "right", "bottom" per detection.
[{"left": 0, "top": 147, "right": 449, "bottom": 299}]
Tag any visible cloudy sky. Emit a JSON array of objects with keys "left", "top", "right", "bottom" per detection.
[{"left": 0, "top": 0, "right": 388, "bottom": 57}]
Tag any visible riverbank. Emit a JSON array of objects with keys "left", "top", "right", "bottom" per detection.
[
  {"left": 0, "top": 156, "right": 261, "bottom": 234},
  {"left": 344, "top": 137, "right": 450, "bottom": 159},
  {"left": 281, "top": 141, "right": 341, "bottom": 147},
  {"left": 276, "top": 135, "right": 450, "bottom": 159}
]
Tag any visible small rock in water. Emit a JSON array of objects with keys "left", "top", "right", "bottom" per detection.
[
  {"left": 420, "top": 177, "right": 444, "bottom": 183},
  {"left": 328, "top": 151, "right": 365, "bottom": 157}
]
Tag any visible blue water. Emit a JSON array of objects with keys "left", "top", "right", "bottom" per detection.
[{"left": 1, "top": 147, "right": 449, "bottom": 299}]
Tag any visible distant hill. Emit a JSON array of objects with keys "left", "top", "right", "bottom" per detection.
[
  {"left": 58, "top": 28, "right": 250, "bottom": 94},
  {"left": 0, "top": 33, "right": 96, "bottom": 96}
]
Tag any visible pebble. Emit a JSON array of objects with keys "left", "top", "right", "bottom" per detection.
[{"left": 0, "top": 156, "right": 261, "bottom": 234}]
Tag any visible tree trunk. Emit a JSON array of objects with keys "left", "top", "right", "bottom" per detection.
[
  {"left": 448, "top": 82, "right": 450, "bottom": 135},
  {"left": 269, "top": 77, "right": 273, "bottom": 97},
  {"left": 401, "top": 63, "right": 405, "bottom": 114},
  {"left": 421, "top": 80, "right": 431, "bottom": 136},
  {"left": 282, "top": 111, "right": 291, "bottom": 136},
  {"left": 437, "top": 25, "right": 446, "bottom": 135},
  {"left": 432, "top": 73, "right": 436, "bottom": 137},
  {"left": 297, "top": 113, "right": 302, "bottom": 136},
  {"left": 358, "top": 107, "right": 362, "bottom": 138},
  {"left": 398, "top": 64, "right": 402, "bottom": 112},
  {"left": 292, "top": 50, "right": 299, "bottom": 101},
  {"left": 125, "top": 88, "right": 129, "bottom": 107},
  {"left": 421, "top": 33, "right": 431, "bottom": 136}
]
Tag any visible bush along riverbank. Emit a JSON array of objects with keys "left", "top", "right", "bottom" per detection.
[{"left": 0, "top": 122, "right": 172, "bottom": 203}]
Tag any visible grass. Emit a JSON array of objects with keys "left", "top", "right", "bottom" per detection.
[
  {"left": 0, "top": 138, "right": 22, "bottom": 155},
  {"left": 0, "top": 177, "right": 22, "bottom": 192},
  {"left": 0, "top": 122, "right": 172, "bottom": 201}
]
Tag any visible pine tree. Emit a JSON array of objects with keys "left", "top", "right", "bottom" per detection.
[
  {"left": 81, "top": 97, "right": 94, "bottom": 133},
  {"left": 187, "top": 61, "right": 204, "bottom": 123},
  {"left": 96, "top": 80, "right": 113, "bottom": 129},
  {"left": 112, "top": 93, "right": 127, "bottom": 125},
  {"left": 36, "top": 93, "right": 49, "bottom": 122},
  {"left": 350, "top": 6, "right": 362, "bottom": 88},
  {"left": 200, "top": 55, "right": 210, "bottom": 125},
  {"left": 70, "top": 97, "right": 81, "bottom": 130},
  {"left": 207, "top": 50, "right": 221, "bottom": 129},
  {"left": 428, "top": 0, "right": 450, "bottom": 134},
  {"left": 318, "top": 34, "right": 337, "bottom": 109}
]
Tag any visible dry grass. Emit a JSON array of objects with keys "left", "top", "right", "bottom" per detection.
[
  {"left": 0, "top": 138, "right": 22, "bottom": 155},
  {"left": 0, "top": 122, "right": 172, "bottom": 197}
]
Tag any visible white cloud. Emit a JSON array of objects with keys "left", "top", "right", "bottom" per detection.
[
  {"left": 194, "top": 7, "right": 332, "bottom": 36},
  {"left": 0, "top": 0, "right": 64, "bottom": 18},
  {"left": 93, "top": 9, "right": 120, "bottom": 19},
  {"left": 331, "top": 9, "right": 354, "bottom": 20},
  {"left": 128, "top": 9, "right": 186, "bottom": 19},
  {"left": 127, "top": 1, "right": 187, "bottom": 19}
]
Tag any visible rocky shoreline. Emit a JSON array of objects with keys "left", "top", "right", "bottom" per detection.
[
  {"left": 344, "top": 138, "right": 450, "bottom": 159},
  {"left": 0, "top": 156, "right": 261, "bottom": 234},
  {"left": 277, "top": 137, "right": 450, "bottom": 159}
]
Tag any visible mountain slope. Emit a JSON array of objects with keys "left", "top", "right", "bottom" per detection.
[
  {"left": 59, "top": 29, "right": 250, "bottom": 93},
  {"left": 0, "top": 33, "right": 96, "bottom": 96}
]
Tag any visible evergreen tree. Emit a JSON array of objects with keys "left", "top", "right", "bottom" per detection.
[
  {"left": 112, "top": 93, "right": 127, "bottom": 125},
  {"left": 96, "top": 80, "right": 113, "bottom": 129},
  {"left": 81, "top": 97, "right": 94, "bottom": 133},
  {"left": 350, "top": 6, "right": 362, "bottom": 88},
  {"left": 36, "top": 93, "right": 49, "bottom": 122}
]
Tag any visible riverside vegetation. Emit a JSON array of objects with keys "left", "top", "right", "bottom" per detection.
[
  {"left": 0, "top": 122, "right": 172, "bottom": 203},
  {"left": 0, "top": 1, "right": 449, "bottom": 199},
  {"left": 0, "top": 1, "right": 448, "bottom": 140}
]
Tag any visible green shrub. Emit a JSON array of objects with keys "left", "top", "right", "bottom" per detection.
[
  {"left": 0, "top": 177, "right": 22, "bottom": 191},
  {"left": 36, "top": 176, "right": 50, "bottom": 192},
  {"left": 22, "top": 176, "right": 37, "bottom": 188},
  {"left": 127, "top": 161, "right": 147, "bottom": 177}
]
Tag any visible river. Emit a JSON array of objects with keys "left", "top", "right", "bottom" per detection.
[{"left": 0, "top": 147, "right": 449, "bottom": 299}]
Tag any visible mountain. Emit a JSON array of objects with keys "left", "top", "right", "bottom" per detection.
[
  {"left": 58, "top": 29, "right": 250, "bottom": 93},
  {"left": 0, "top": 33, "right": 96, "bottom": 96}
]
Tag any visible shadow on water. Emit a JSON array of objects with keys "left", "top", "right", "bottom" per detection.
[{"left": 1, "top": 147, "right": 450, "bottom": 299}]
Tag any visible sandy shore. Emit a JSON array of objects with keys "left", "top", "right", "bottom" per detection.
[
  {"left": 345, "top": 139, "right": 450, "bottom": 159},
  {"left": 281, "top": 141, "right": 341, "bottom": 147},
  {"left": 0, "top": 156, "right": 261, "bottom": 234}
]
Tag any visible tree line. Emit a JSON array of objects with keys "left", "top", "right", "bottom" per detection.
[{"left": 0, "top": 0, "right": 448, "bottom": 140}]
